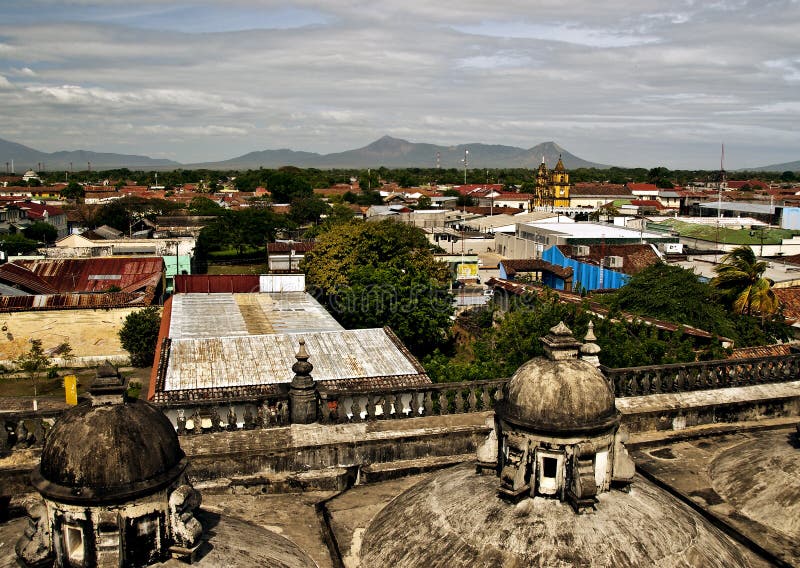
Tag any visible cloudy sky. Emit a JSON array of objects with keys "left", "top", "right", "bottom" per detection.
[{"left": 1, "top": 0, "right": 799, "bottom": 169}]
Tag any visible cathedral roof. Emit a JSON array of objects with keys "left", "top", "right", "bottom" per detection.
[{"left": 357, "top": 464, "right": 765, "bottom": 567}]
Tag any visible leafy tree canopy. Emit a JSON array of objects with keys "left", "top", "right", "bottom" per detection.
[
  {"left": 289, "top": 196, "right": 329, "bottom": 224},
  {"left": 303, "top": 219, "right": 453, "bottom": 355},
  {"left": 118, "top": 306, "right": 162, "bottom": 367},
  {"left": 196, "top": 208, "right": 292, "bottom": 258},
  {"left": 60, "top": 181, "right": 84, "bottom": 200},
  {"left": 187, "top": 196, "right": 223, "bottom": 216},
  {"left": 23, "top": 222, "right": 58, "bottom": 244}
]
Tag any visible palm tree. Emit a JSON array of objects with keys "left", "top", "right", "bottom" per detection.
[{"left": 711, "top": 245, "right": 779, "bottom": 319}]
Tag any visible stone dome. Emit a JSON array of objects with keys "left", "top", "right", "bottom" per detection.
[
  {"left": 499, "top": 355, "right": 618, "bottom": 435},
  {"left": 358, "top": 463, "right": 765, "bottom": 567},
  {"left": 34, "top": 398, "right": 186, "bottom": 504}
]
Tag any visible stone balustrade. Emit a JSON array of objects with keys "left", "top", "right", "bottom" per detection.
[
  {"left": 0, "top": 410, "right": 60, "bottom": 454},
  {"left": 605, "top": 354, "right": 800, "bottom": 397},
  {"left": 2, "top": 354, "right": 799, "bottom": 450},
  {"left": 159, "top": 397, "right": 291, "bottom": 435},
  {"left": 316, "top": 379, "right": 508, "bottom": 423}
]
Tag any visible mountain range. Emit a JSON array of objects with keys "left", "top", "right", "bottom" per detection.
[
  {"left": 186, "top": 137, "right": 608, "bottom": 170},
  {"left": 0, "top": 136, "right": 605, "bottom": 171},
  {"left": 0, "top": 135, "right": 796, "bottom": 172}
]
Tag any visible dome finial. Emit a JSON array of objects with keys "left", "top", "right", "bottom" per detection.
[
  {"left": 541, "top": 322, "right": 581, "bottom": 360},
  {"left": 580, "top": 321, "right": 602, "bottom": 367}
]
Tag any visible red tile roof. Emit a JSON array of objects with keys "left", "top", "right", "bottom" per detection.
[
  {"left": 728, "top": 344, "right": 794, "bottom": 359},
  {"left": 267, "top": 242, "right": 315, "bottom": 253},
  {"left": 774, "top": 287, "right": 800, "bottom": 323},
  {"left": 627, "top": 183, "right": 659, "bottom": 192}
]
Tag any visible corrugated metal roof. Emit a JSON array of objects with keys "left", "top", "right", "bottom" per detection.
[
  {"left": 161, "top": 328, "right": 426, "bottom": 396},
  {"left": 0, "top": 262, "right": 58, "bottom": 294},
  {"left": 174, "top": 274, "right": 260, "bottom": 293},
  {"left": 12, "top": 257, "right": 164, "bottom": 293},
  {"left": 0, "top": 290, "right": 154, "bottom": 312},
  {"left": 168, "top": 292, "right": 343, "bottom": 339}
]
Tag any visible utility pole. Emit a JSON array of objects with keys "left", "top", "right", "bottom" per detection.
[{"left": 462, "top": 149, "right": 469, "bottom": 185}]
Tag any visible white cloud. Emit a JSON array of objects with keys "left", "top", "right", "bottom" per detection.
[
  {"left": 0, "top": 75, "right": 12, "bottom": 88},
  {"left": 0, "top": 0, "right": 798, "bottom": 168}
]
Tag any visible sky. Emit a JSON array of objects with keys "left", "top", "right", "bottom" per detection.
[{"left": 1, "top": 0, "right": 799, "bottom": 170}]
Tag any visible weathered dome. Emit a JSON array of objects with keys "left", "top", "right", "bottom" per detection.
[
  {"left": 358, "top": 464, "right": 765, "bottom": 567},
  {"left": 34, "top": 398, "right": 185, "bottom": 504},
  {"left": 499, "top": 356, "right": 618, "bottom": 434}
]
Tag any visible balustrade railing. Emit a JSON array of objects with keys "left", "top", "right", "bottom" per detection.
[
  {"left": 0, "top": 410, "right": 60, "bottom": 454},
  {"left": 160, "top": 396, "right": 291, "bottom": 435},
  {"left": 316, "top": 378, "right": 508, "bottom": 423},
  {"left": 605, "top": 354, "right": 800, "bottom": 397}
]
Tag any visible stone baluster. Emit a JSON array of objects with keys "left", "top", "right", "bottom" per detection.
[
  {"left": 209, "top": 406, "right": 222, "bottom": 432},
  {"left": 409, "top": 391, "right": 419, "bottom": 417},
  {"left": 438, "top": 391, "right": 448, "bottom": 415},
  {"left": 279, "top": 401, "right": 290, "bottom": 425},
  {"left": 350, "top": 398, "right": 362, "bottom": 422},
  {"left": 0, "top": 421, "right": 8, "bottom": 453},
  {"left": 455, "top": 390, "right": 465, "bottom": 413},
  {"left": 423, "top": 391, "right": 433, "bottom": 416},
  {"left": 675, "top": 367, "right": 686, "bottom": 392},
  {"left": 226, "top": 406, "right": 238, "bottom": 431},
  {"left": 191, "top": 408, "right": 203, "bottom": 435},
  {"left": 257, "top": 403, "right": 267, "bottom": 428},
  {"left": 482, "top": 386, "right": 492, "bottom": 409},
  {"left": 468, "top": 388, "right": 478, "bottom": 412},
  {"left": 14, "top": 420, "right": 29, "bottom": 448},
  {"left": 243, "top": 406, "right": 255, "bottom": 430},
  {"left": 393, "top": 393, "right": 403, "bottom": 419},
  {"left": 30, "top": 420, "right": 45, "bottom": 446},
  {"left": 366, "top": 395, "right": 376, "bottom": 421},
  {"left": 176, "top": 409, "right": 187, "bottom": 435}
]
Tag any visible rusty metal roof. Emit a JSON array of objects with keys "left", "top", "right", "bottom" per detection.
[
  {"left": 174, "top": 274, "right": 260, "bottom": 294},
  {"left": 0, "top": 262, "right": 57, "bottom": 294},
  {"left": 12, "top": 257, "right": 164, "bottom": 293},
  {"left": 155, "top": 328, "right": 429, "bottom": 403},
  {"left": 0, "top": 290, "right": 155, "bottom": 312}
]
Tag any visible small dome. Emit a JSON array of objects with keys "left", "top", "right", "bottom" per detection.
[
  {"left": 500, "top": 357, "right": 618, "bottom": 434},
  {"left": 35, "top": 398, "right": 185, "bottom": 504}
]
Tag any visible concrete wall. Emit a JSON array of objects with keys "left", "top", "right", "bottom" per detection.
[
  {"left": 178, "top": 413, "right": 493, "bottom": 483},
  {"left": 0, "top": 307, "right": 143, "bottom": 366}
]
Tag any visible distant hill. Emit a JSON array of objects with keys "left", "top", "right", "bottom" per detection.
[
  {"left": 745, "top": 160, "right": 800, "bottom": 173},
  {"left": 0, "top": 135, "right": 608, "bottom": 172},
  {"left": 0, "top": 137, "right": 180, "bottom": 172},
  {"left": 189, "top": 136, "right": 609, "bottom": 170}
]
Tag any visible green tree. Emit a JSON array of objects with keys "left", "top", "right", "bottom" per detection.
[
  {"left": 611, "top": 263, "right": 732, "bottom": 336},
  {"left": 290, "top": 196, "right": 329, "bottom": 224},
  {"left": 196, "top": 208, "right": 290, "bottom": 258},
  {"left": 23, "top": 221, "right": 58, "bottom": 244},
  {"left": 416, "top": 195, "right": 432, "bottom": 209},
  {"left": 118, "top": 306, "right": 162, "bottom": 367},
  {"left": 60, "top": 181, "right": 85, "bottom": 200},
  {"left": 711, "top": 245, "right": 779, "bottom": 318},
  {"left": 187, "top": 196, "right": 223, "bottom": 215},
  {"left": 14, "top": 339, "right": 49, "bottom": 409},
  {"left": 303, "top": 219, "right": 452, "bottom": 355},
  {"left": 0, "top": 233, "right": 41, "bottom": 255},
  {"left": 266, "top": 171, "right": 313, "bottom": 202}
]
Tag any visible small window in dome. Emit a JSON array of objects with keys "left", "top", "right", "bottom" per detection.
[
  {"left": 64, "top": 525, "right": 84, "bottom": 563},
  {"left": 543, "top": 457, "right": 558, "bottom": 479}
]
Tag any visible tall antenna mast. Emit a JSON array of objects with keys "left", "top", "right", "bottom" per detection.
[
  {"left": 718, "top": 143, "right": 725, "bottom": 221},
  {"left": 436, "top": 151, "right": 440, "bottom": 170},
  {"left": 462, "top": 149, "right": 469, "bottom": 185}
]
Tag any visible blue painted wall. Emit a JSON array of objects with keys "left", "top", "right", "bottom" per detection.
[{"left": 542, "top": 246, "right": 630, "bottom": 291}]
